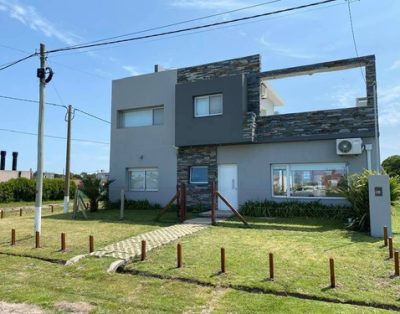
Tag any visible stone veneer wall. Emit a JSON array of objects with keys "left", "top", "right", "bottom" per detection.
[
  {"left": 177, "top": 146, "right": 217, "bottom": 208},
  {"left": 177, "top": 54, "right": 260, "bottom": 114},
  {"left": 242, "top": 112, "right": 257, "bottom": 142},
  {"left": 256, "top": 106, "right": 376, "bottom": 142}
]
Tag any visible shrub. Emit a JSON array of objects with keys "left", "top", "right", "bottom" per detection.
[
  {"left": 0, "top": 178, "right": 76, "bottom": 203},
  {"left": 339, "top": 170, "right": 400, "bottom": 232},
  {"left": 105, "top": 199, "right": 161, "bottom": 210},
  {"left": 239, "top": 200, "right": 349, "bottom": 219}
]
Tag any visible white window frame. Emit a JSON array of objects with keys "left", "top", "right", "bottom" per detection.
[
  {"left": 271, "top": 163, "right": 347, "bottom": 199},
  {"left": 189, "top": 166, "right": 208, "bottom": 184},
  {"left": 127, "top": 168, "right": 159, "bottom": 192},
  {"left": 194, "top": 94, "right": 223, "bottom": 118},
  {"left": 119, "top": 106, "right": 164, "bottom": 128}
]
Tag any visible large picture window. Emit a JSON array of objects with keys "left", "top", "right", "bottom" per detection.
[
  {"left": 127, "top": 168, "right": 158, "bottom": 191},
  {"left": 194, "top": 94, "right": 222, "bottom": 117},
  {"left": 272, "top": 163, "right": 347, "bottom": 198},
  {"left": 119, "top": 106, "right": 164, "bottom": 128}
]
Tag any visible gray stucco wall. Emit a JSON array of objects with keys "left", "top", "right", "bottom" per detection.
[
  {"left": 109, "top": 70, "right": 178, "bottom": 205},
  {"left": 217, "top": 137, "right": 377, "bottom": 206},
  {"left": 175, "top": 74, "right": 248, "bottom": 146}
]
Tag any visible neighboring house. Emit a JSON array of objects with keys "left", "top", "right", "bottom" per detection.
[
  {"left": 96, "top": 170, "right": 110, "bottom": 183},
  {"left": 109, "top": 54, "right": 379, "bottom": 209},
  {"left": 0, "top": 151, "right": 32, "bottom": 182}
]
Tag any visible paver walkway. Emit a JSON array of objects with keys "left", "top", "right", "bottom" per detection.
[{"left": 90, "top": 223, "right": 208, "bottom": 261}]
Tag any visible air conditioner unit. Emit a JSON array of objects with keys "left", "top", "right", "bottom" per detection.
[{"left": 336, "top": 138, "right": 363, "bottom": 155}]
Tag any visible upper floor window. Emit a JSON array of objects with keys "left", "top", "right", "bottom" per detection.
[
  {"left": 118, "top": 106, "right": 164, "bottom": 128},
  {"left": 194, "top": 94, "right": 222, "bottom": 117}
]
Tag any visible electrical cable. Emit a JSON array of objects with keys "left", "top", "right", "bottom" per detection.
[
  {"left": 45, "top": 0, "right": 338, "bottom": 55},
  {"left": 0, "top": 128, "right": 109, "bottom": 145}
]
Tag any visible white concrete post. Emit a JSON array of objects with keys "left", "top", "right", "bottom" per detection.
[
  {"left": 368, "top": 175, "right": 392, "bottom": 237},
  {"left": 120, "top": 189, "right": 125, "bottom": 220}
]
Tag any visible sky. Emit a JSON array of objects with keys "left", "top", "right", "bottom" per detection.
[{"left": 0, "top": 0, "right": 399, "bottom": 174}]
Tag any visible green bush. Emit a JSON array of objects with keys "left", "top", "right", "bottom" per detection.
[
  {"left": 0, "top": 178, "right": 76, "bottom": 203},
  {"left": 105, "top": 199, "right": 161, "bottom": 210},
  {"left": 239, "top": 200, "right": 349, "bottom": 219},
  {"left": 339, "top": 170, "right": 400, "bottom": 232}
]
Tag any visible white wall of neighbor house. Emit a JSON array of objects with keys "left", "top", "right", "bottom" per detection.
[
  {"left": 109, "top": 69, "right": 178, "bottom": 205},
  {"left": 217, "top": 137, "right": 377, "bottom": 206}
]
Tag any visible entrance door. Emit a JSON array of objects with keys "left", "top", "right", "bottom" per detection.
[{"left": 218, "top": 164, "right": 238, "bottom": 210}]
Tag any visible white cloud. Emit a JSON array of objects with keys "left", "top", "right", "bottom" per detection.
[
  {"left": 122, "top": 65, "right": 141, "bottom": 76},
  {"left": 0, "top": 0, "right": 81, "bottom": 45},
  {"left": 258, "top": 35, "right": 321, "bottom": 59},
  {"left": 390, "top": 60, "right": 400, "bottom": 71},
  {"left": 379, "top": 85, "right": 400, "bottom": 126}
]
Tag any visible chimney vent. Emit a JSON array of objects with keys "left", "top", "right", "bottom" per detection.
[
  {"left": 12, "top": 152, "right": 18, "bottom": 171},
  {"left": 0, "top": 151, "right": 6, "bottom": 171}
]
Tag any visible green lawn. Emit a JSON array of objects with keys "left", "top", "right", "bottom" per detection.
[
  {"left": 0, "top": 205, "right": 399, "bottom": 313},
  {"left": 0, "top": 255, "right": 389, "bottom": 313},
  {"left": 126, "top": 212, "right": 400, "bottom": 310},
  {"left": 0, "top": 200, "right": 62, "bottom": 209},
  {"left": 0, "top": 207, "right": 182, "bottom": 260}
]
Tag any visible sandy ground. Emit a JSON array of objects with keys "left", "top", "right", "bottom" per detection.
[{"left": 0, "top": 301, "right": 95, "bottom": 313}]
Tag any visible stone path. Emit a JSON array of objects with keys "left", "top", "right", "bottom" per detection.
[{"left": 90, "top": 223, "right": 208, "bottom": 261}]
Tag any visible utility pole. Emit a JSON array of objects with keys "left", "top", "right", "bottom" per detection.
[
  {"left": 64, "top": 104, "right": 73, "bottom": 213},
  {"left": 34, "top": 43, "right": 46, "bottom": 233}
]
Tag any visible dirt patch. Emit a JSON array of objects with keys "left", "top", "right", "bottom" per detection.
[
  {"left": 0, "top": 301, "right": 44, "bottom": 314},
  {"left": 55, "top": 301, "right": 96, "bottom": 313}
]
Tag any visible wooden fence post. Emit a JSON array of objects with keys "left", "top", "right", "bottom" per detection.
[
  {"left": 61, "top": 233, "right": 66, "bottom": 252},
  {"left": 89, "top": 235, "right": 94, "bottom": 253},
  {"left": 329, "top": 258, "right": 336, "bottom": 288},
  {"left": 269, "top": 253, "right": 274, "bottom": 280},
  {"left": 141, "top": 240, "right": 146, "bottom": 261},
  {"left": 19, "top": 208, "right": 22, "bottom": 216},
  {"left": 50, "top": 205, "right": 54, "bottom": 213},
  {"left": 11, "top": 229, "right": 16, "bottom": 246},
  {"left": 384, "top": 226, "right": 388, "bottom": 247},
  {"left": 395, "top": 251, "right": 399, "bottom": 276},
  {"left": 177, "top": 243, "right": 182, "bottom": 268},
  {"left": 211, "top": 181, "right": 217, "bottom": 226},
  {"left": 1, "top": 210, "right": 3, "bottom": 219},
  {"left": 35, "top": 231, "right": 40, "bottom": 248},
  {"left": 120, "top": 189, "right": 125, "bottom": 220},
  {"left": 221, "top": 247, "right": 226, "bottom": 273},
  {"left": 389, "top": 237, "right": 394, "bottom": 259}
]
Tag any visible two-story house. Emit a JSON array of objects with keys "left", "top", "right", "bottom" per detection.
[{"left": 109, "top": 54, "right": 379, "bottom": 209}]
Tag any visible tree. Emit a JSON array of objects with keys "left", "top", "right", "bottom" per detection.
[
  {"left": 382, "top": 155, "right": 400, "bottom": 177},
  {"left": 79, "top": 174, "right": 111, "bottom": 212}
]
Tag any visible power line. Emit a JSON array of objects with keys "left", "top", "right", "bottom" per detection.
[
  {"left": 0, "top": 95, "right": 66, "bottom": 108},
  {"left": 0, "top": 94, "right": 110, "bottom": 123},
  {"left": 346, "top": 0, "right": 366, "bottom": 83},
  {"left": 74, "top": 108, "right": 111, "bottom": 124},
  {"left": 48, "top": 0, "right": 352, "bottom": 59},
  {"left": 0, "top": 128, "right": 109, "bottom": 145},
  {"left": 0, "top": 52, "right": 37, "bottom": 71},
  {"left": 46, "top": 0, "right": 338, "bottom": 55},
  {"left": 68, "top": 0, "right": 284, "bottom": 48}
]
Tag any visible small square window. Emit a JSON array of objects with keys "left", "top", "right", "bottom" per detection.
[{"left": 190, "top": 166, "right": 208, "bottom": 184}]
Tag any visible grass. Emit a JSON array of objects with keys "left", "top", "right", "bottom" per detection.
[
  {"left": 0, "top": 204, "right": 398, "bottom": 312},
  {"left": 125, "top": 210, "right": 400, "bottom": 309},
  {"left": 0, "top": 206, "right": 184, "bottom": 260},
  {"left": 0, "top": 255, "right": 388, "bottom": 313},
  {"left": 0, "top": 200, "right": 62, "bottom": 209}
]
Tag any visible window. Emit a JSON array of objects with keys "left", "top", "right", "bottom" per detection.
[
  {"left": 119, "top": 106, "right": 164, "bottom": 128},
  {"left": 194, "top": 94, "right": 222, "bottom": 117},
  {"left": 128, "top": 168, "right": 158, "bottom": 191},
  {"left": 272, "top": 163, "right": 347, "bottom": 198},
  {"left": 190, "top": 166, "right": 208, "bottom": 184}
]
